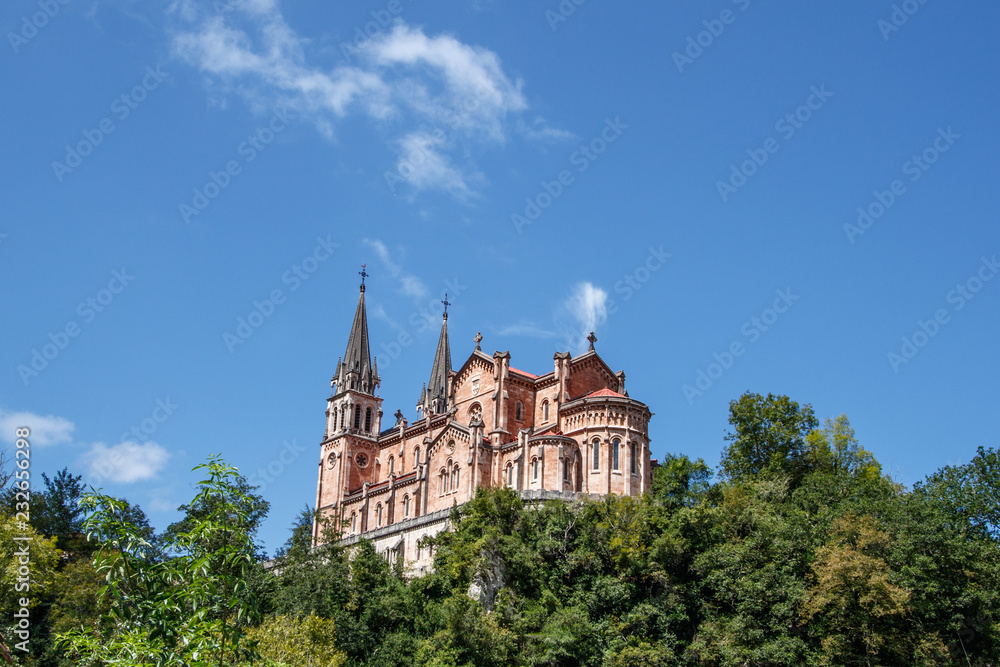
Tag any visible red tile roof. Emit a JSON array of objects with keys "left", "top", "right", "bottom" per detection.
[
  {"left": 509, "top": 367, "right": 538, "bottom": 379},
  {"left": 584, "top": 387, "right": 625, "bottom": 398}
]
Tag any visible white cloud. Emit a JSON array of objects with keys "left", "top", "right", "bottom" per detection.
[
  {"left": 0, "top": 409, "right": 74, "bottom": 447},
  {"left": 362, "top": 238, "right": 429, "bottom": 301},
  {"left": 82, "top": 441, "right": 170, "bottom": 485},
  {"left": 497, "top": 322, "right": 558, "bottom": 339},
  {"left": 561, "top": 282, "right": 608, "bottom": 353},
  {"left": 169, "top": 2, "right": 561, "bottom": 198}
]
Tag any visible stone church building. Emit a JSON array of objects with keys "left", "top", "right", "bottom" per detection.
[{"left": 314, "top": 274, "right": 653, "bottom": 573}]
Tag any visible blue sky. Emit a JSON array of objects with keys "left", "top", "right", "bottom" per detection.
[{"left": 2, "top": 0, "right": 998, "bottom": 555}]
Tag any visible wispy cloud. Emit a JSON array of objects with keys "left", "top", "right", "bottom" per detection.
[
  {"left": 82, "top": 441, "right": 170, "bottom": 484},
  {"left": 496, "top": 282, "right": 609, "bottom": 354},
  {"left": 363, "top": 238, "right": 429, "bottom": 300},
  {"left": 497, "top": 322, "right": 558, "bottom": 339},
  {"left": 0, "top": 409, "right": 74, "bottom": 447},
  {"left": 560, "top": 282, "right": 609, "bottom": 353},
  {"left": 169, "top": 0, "right": 561, "bottom": 198}
]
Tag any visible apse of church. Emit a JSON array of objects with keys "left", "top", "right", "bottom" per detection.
[{"left": 314, "top": 271, "right": 653, "bottom": 572}]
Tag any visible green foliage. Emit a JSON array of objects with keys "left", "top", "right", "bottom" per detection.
[
  {"left": 245, "top": 613, "right": 346, "bottom": 667},
  {"left": 57, "top": 455, "right": 265, "bottom": 666},
  {"left": 650, "top": 454, "right": 711, "bottom": 510},
  {"left": 916, "top": 445, "right": 999, "bottom": 541},
  {"left": 9, "top": 399, "right": 1000, "bottom": 667},
  {"left": 720, "top": 391, "right": 818, "bottom": 483}
]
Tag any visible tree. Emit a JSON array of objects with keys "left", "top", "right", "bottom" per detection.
[
  {"left": 916, "top": 446, "right": 999, "bottom": 541},
  {"left": 720, "top": 392, "right": 818, "bottom": 484},
  {"left": 802, "top": 513, "right": 915, "bottom": 665},
  {"left": 58, "top": 456, "right": 264, "bottom": 666},
  {"left": 245, "top": 613, "right": 346, "bottom": 667},
  {"left": 650, "top": 453, "right": 712, "bottom": 510}
]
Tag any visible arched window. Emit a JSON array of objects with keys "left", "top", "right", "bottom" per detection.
[
  {"left": 440, "top": 469, "right": 446, "bottom": 494},
  {"left": 532, "top": 457, "right": 539, "bottom": 481},
  {"left": 452, "top": 466, "right": 459, "bottom": 490},
  {"left": 505, "top": 462, "right": 514, "bottom": 487},
  {"left": 593, "top": 439, "right": 601, "bottom": 470},
  {"left": 563, "top": 457, "right": 570, "bottom": 484},
  {"left": 376, "top": 503, "right": 383, "bottom": 527},
  {"left": 542, "top": 401, "right": 549, "bottom": 422},
  {"left": 365, "top": 407, "right": 372, "bottom": 432},
  {"left": 351, "top": 512, "right": 356, "bottom": 533},
  {"left": 354, "top": 405, "right": 361, "bottom": 429},
  {"left": 414, "top": 447, "right": 421, "bottom": 468},
  {"left": 612, "top": 439, "right": 620, "bottom": 471},
  {"left": 515, "top": 402, "right": 523, "bottom": 421},
  {"left": 337, "top": 408, "right": 343, "bottom": 430},
  {"left": 388, "top": 456, "right": 394, "bottom": 475},
  {"left": 404, "top": 494, "right": 410, "bottom": 517},
  {"left": 630, "top": 442, "right": 637, "bottom": 474}
]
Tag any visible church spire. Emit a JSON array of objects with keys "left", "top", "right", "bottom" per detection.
[
  {"left": 334, "top": 267, "right": 378, "bottom": 396},
  {"left": 418, "top": 297, "right": 452, "bottom": 415}
]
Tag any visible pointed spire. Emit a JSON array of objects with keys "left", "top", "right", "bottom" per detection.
[
  {"left": 335, "top": 270, "right": 377, "bottom": 396},
  {"left": 417, "top": 311, "right": 451, "bottom": 415}
]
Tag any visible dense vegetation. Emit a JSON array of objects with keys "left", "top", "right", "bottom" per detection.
[{"left": 2, "top": 392, "right": 998, "bottom": 666}]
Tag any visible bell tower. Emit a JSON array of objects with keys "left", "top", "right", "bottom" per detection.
[{"left": 314, "top": 266, "right": 384, "bottom": 542}]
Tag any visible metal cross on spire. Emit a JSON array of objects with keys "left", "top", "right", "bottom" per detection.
[
  {"left": 359, "top": 264, "right": 368, "bottom": 291},
  {"left": 441, "top": 292, "right": 451, "bottom": 318}
]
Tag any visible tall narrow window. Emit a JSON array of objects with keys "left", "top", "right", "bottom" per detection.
[
  {"left": 505, "top": 463, "right": 514, "bottom": 487},
  {"left": 351, "top": 512, "right": 356, "bottom": 533},
  {"left": 376, "top": 504, "right": 383, "bottom": 527},
  {"left": 612, "top": 439, "right": 620, "bottom": 471},
  {"left": 630, "top": 442, "right": 637, "bottom": 474},
  {"left": 532, "top": 458, "right": 539, "bottom": 481},
  {"left": 563, "top": 457, "right": 569, "bottom": 483},
  {"left": 440, "top": 470, "right": 446, "bottom": 494},
  {"left": 542, "top": 401, "right": 549, "bottom": 422},
  {"left": 593, "top": 439, "right": 601, "bottom": 470},
  {"left": 515, "top": 402, "right": 523, "bottom": 422},
  {"left": 388, "top": 456, "right": 394, "bottom": 475},
  {"left": 414, "top": 447, "right": 421, "bottom": 469},
  {"left": 404, "top": 495, "right": 410, "bottom": 517},
  {"left": 354, "top": 405, "right": 361, "bottom": 429},
  {"left": 365, "top": 407, "right": 372, "bottom": 432}
]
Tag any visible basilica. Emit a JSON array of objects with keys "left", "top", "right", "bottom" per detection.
[{"left": 314, "top": 272, "right": 654, "bottom": 572}]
